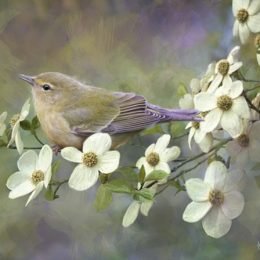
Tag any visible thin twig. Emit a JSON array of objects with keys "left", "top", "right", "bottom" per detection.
[
  {"left": 243, "top": 91, "right": 260, "bottom": 114},
  {"left": 33, "top": 131, "right": 45, "bottom": 145}
]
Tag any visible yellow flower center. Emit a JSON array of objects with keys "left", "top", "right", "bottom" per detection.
[
  {"left": 237, "top": 9, "right": 249, "bottom": 23},
  {"left": 146, "top": 152, "right": 160, "bottom": 166},
  {"left": 217, "top": 59, "right": 230, "bottom": 76},
  {"left": 83, "top": 152, "right": 98, "bottom": 167},
  {"left": 208, "top": 190, "right": 224, "bottom": 206},
  {"left": 31, "top": 170, "right": 44, "bottom": 185},
  {"left": 255, "top": 34, "right": 260, "bottom": 49},
  {"left": 9, "top": 114, "right": 20, "bottom": 128},
  {"left": 217, "top": 95, "right": 233, "bottom": 111},
  {"left": 237, "top": 134, "right": 249, "bottom": 147},
  {"left": 192, "top": 122, "right": 200, "bottom": 129}
]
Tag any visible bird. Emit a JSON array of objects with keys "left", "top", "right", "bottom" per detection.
[{"left": 19, "top": 72, "right": 198, "bottom": 150}]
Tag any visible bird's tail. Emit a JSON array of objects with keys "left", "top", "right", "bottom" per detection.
[{"left": 147, "top": 103, "right": 200, "bottom": 122}]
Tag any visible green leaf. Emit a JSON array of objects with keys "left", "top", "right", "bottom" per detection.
[
  {"left": 31, "top": 116, "right": 40, "bottom": 129},
  {"left": 251, "top": 163, "right": 260, "bottom": 171},
  {"left": 134, "top": 188, "right": 154, "bottom": 200},
  {"left": 145, "top": 170, "right": 168, "bottom": 182},
  {"left": 105, "top": 179, "right": 133, "bottom": 194},
  {"left": 138, "top": 165, "right": 146, "bottom": 184},
  {"left": 177, "top": 82, "right": 187, "bottom": 97},
  {"left": 141, "top": 124, "right": 164, "bottom": 136},
  {"left": 94, "top": 185, "right": 113, "bottom": 211},
  {"left": 20, "top": 120, "right": 31, "bottom": 131},
  {"left": 168, "top": 179, "right": 186, "bottom": 192},
  {"left": 44, "top": 186, "right": 55, "bottom": 201}
]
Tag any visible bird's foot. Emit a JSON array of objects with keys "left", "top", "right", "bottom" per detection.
[{"left": 52, "top": 144, "right": 61, "bottom": 155}]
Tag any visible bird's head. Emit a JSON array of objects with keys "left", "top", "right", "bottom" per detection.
[{"left": 19, "top": 72, "right": 85, "bottom": 106}]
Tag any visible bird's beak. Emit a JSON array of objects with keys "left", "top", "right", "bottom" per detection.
[{"left": 19, "top": 74, "right": 35, "bottom": 86}]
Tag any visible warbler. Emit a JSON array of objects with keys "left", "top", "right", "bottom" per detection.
[{"left": 19, "top": 72, "right": 198, "bottom": 150}]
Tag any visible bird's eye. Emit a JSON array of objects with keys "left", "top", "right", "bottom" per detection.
[{"left": 42, "top": 84, "right": 51, "bottom": 91}]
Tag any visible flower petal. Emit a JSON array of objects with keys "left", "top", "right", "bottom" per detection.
[
  {"left": 202, "top": 207, "right": 232, "bottom": 238},
  {"left": 185, "top": 178, "right": 211, "bottom": 202},
  {"left": 228, "top": 81, "right": 243, "bottom": 99},
  {"left": 204, "top": 161, "right": 227, "bottom": 190},
  {"left": 229, "top": 62, "right": 243, "bottom": 74},
  {"left": 160, "top": 146, "right": 180, "bottom": 162},
  {"left": 142, "top": 161, "right": 154, "bottom": 175},
  {"left": 188, "top": 127, "right": 195, "bottom": 149},
  {"left": 154, "top": 134, "right": 170, "bottom": 153},
  {"left": 194, "top": 93, "right": 217, "bottom": 111},
  {"left": 20, "top": 99, "right": 30, "bottom": 121},
  {"left": 198, "top": 134, "right": 213, "bottom": 153},
  {"left": 6, "top": 172, "right": 29, "bottom": 190},
  {"left": 68, "top": 164, "right": 99, "bottom": 191},
  {"left": 183, "top": 201, "right": 212, "bottom": 223},
  {"left": 136, "top": 157, "right": 146, "bottom": 169},
  {"left": 25, "top": 182, "right": 44, "bottom": 206},
  {"left": 201, "top": 109, "right": 222, "bottom": 133},
  {"left": 0, "top": 124, "right": 6, "bottom": 136},
  {"left": 207, "top": 74, "right": 222, "bottom": 93},
  {"left": 61, "top": 147, "right": 83, "bottom": 163},
  {"left": 248, "top": 13, "right": 260, "bottom": 33},
  {"left": 224, "top": 168, "right": 244, "bottom": 192},
  {"left": 194, "top": 128, "right": 206, "bottom": 144},
  {"left": 145, "top": 143, "right": 155, "bottom": 157},
  {"left": 17, "top": 150, "right": 38, "bottom": 175},
  {"left": 233, "top": 20, "right": 239, "bottom": 37},
  {"left": 83, "top": 133, "right": 112, "bottom": 155},
  {"left": 140, "top": 201, "right": 153, "bottom": 216},
  {"left": 7, "top": 121, "right": 19, "bottom": 148},
  {"left": 239, "top": 23, "right": 250, "bottom": 44},
  {"left": 44, "top": 168, "right": 52, "bottom": 188},
  {"left": 232, "top": 0, "right": 250, "bottom": 14},
  {"left": 38, "top": 145, "right": 53, "bottom": 172},
  {"left": 9, "top": 181, "right": 35, "bottom": 199},
  {"left": 221, "top": 111, "right": 243, "bottom": 138},
  {"left": 232, "top": 97, "right": 250, "bottom": 119},
  {"left": 249, "top": 0, "right": 260, "bottom": 15},
  {"left": 15, "top": 129, "right": 24, "bottom": 155},
  {"left": 221, "top": 191, "right": 244, "bottom": 219},
  {"left": 122, "top": 201, "right": 140, "bottom": 227},
  {"left": 98, "top": 151, "right": 120, "bottom": 173},
  {"left": 154, "top": 161, "right": 171, "bottom": 174}
]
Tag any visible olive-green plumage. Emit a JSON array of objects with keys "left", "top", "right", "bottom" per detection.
[{"left": 19, "top": 72, "right": 198, "bottom": 150}]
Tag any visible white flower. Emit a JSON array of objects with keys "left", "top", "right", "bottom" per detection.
[
  {"left": 136, "top": 134, "right": 180, "bottom": 175},
  {"left": 6, "top": 145, "right": 53, "bottom": 206},
  {"left": 233, "top": 0, "right": 260, "bottom": 44},
  {"left": 255, "top": 34, "right": 260, "bottom": 65},
  {"left": 0, "top": 111, "right": 7, "bottom": 136},
  {"left": 183, "top": 161, "right": 245, "bottom": 238},
  {"left": 208, "top": 46, "right": 242, "bottom": 92},
  {"left": 186, "top": 122, "right": 213, "bottom": 153},
  {"left": 194, "top": 80, "right": 250, "bottom": 138},
  {"left": 7, "top": 99, "right": 30, "bottom": 154},
  {"left": 200, "top": 63, "right": 216, "bottom": 92},
  {"left": 227, "top": 121, "right": 260, "bottom": 166},
  {"left": 61, "top": 133, "right": 120, "bottom": 191}
]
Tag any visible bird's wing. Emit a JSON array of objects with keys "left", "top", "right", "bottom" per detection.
[
  {"left": 63, "top": 89, "right": 120, "bottom": 135},
  {"left": 101, "top": 92, "right": 162, "bottom": 134}
]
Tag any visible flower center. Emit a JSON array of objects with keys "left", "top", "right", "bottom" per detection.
[
  {"left": 192, "top": 122, "right": 200, "bottom": 129},
  {"left": 217, "top": 95, "right": 233, "bottom": 111},
  {"left": 255, "top": 34, "right": 260, "bottom": 49},
  {"left": 237, "top": 134, "right": 249, "bottom": 147},
  {"left": 9, "top": 114, "right": 20, "bottom": 128},
  {"left": 146, "top": 152, "right": 160, "bottom": 166},
  {"left": 208, "top": 190, "right": 224, "bottom": 206},
  {"left": 217, "top": 59, "right": 230, "bottom": 76},
  {"left": 200, "top": 111, "right": 208, "bottom": 118},
  {"left": 31, "top": 170, "right": 44, "bottom": 185},
  {"left": 237, "top": 9, "right": 249, "bottom": 23},
  {"left": 83, "top": 152, "right": 98, "bottom": 167}
]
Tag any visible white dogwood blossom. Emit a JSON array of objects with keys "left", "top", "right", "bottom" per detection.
[
  {"left": 233, "top": 0, "right": 260, "bottom": 44},
  {"left": 194, "top": 80, "right": 250, "bottom": 138},
  {"left": 6, "top": 145, "right": 53, "bottom": 206},
  {"left": 0, "top": 111, "right": 7, "bottom": 136},
  {"left": 183, "top": 161, "right": 245, "bottom": 238},
  {"left": 61, "top": 133, "right": 120, "bottom": 191}
]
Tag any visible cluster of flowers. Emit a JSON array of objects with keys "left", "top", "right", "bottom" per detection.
[{"left": 0, "top": 0, "right": 259, "bottom": 240}]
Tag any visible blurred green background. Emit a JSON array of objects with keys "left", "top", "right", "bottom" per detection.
[{"left": 0, "top": 0, "right": 260, "bottom": 259}]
